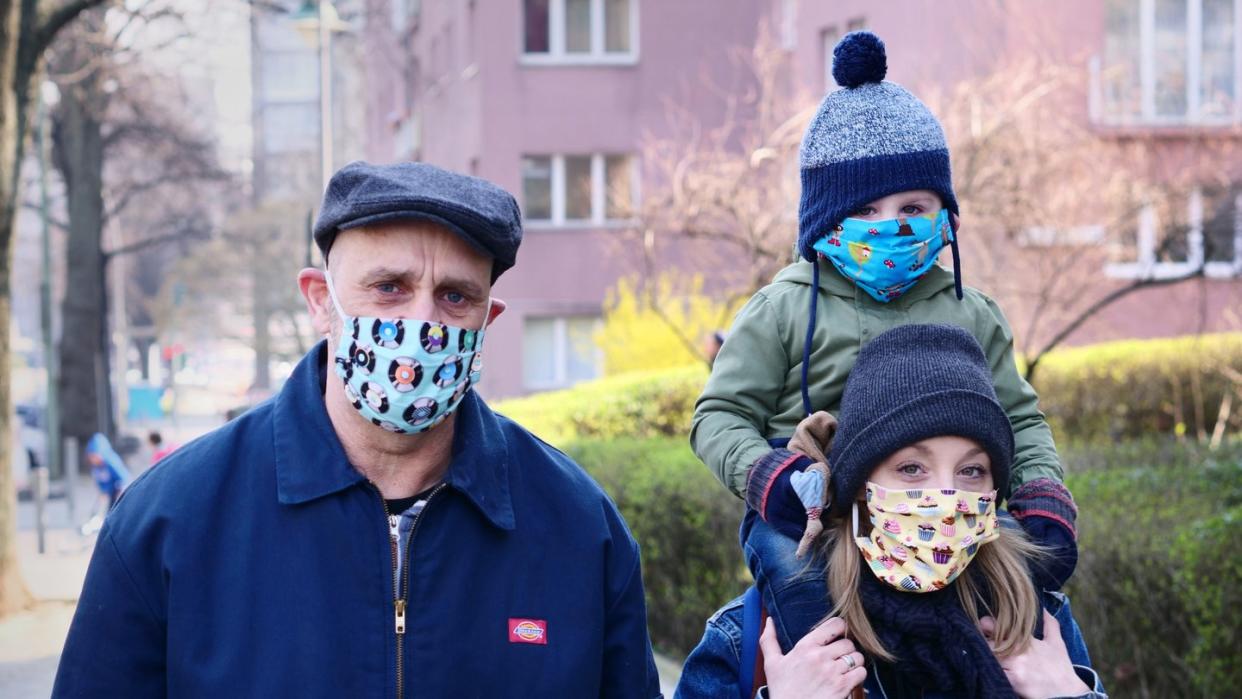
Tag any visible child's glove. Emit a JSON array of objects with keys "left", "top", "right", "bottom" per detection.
[
  {"left": 745, "top": 449, "right": 815, "bottom": 541},
  {"left": 745, "top": 413, "right": 837, "bottom": 555},
  {"left": 1007, "top": 478, "right": 1079, "bottom": 591}
]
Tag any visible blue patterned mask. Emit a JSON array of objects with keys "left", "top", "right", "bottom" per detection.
[
  {"left": 812, "top": 209, "right": 954, "bottom": 303},
  {"left": 326, "top": 273, "right": 486, "bottom": 434}
]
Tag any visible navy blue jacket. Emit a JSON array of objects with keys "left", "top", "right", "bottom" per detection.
[{"left": 54, "top": 343, "right": 660, "bottom": 697}]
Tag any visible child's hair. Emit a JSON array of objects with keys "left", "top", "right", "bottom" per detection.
[{"left": 820, "top": 514, "right": 1047, "bottom": 662}]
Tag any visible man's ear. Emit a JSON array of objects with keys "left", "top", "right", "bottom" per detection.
[
  {"left": 298, "top": 268, "right": 334, "bottom": 337},
  {"left": 485, "top": 298, "right": 507, "bottom": 327}
]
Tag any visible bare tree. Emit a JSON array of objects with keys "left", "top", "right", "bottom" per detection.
[
  {"left": 47, "top": 3, "right": 227, "bottom": 445},
  {"left": 931, "top": 58, "right": 1242, "bottom": 382},
  {"left": 620, "top": 29, "right": 814, "bottom": 354},
  {"left": 0, "top": 0, "right": 112, "bottom": 618}
]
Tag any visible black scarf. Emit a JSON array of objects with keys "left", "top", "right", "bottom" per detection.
[{"left": 857, "top": 572, "right": 1017, "bottom": 699}]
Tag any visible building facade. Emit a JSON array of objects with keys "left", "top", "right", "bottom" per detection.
[{"left": 365, "top": 0, "right": 1242, "bottom": 398}]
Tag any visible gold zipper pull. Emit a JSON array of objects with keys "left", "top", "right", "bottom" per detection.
[{"left": 395, "top": 599, "right": 407, "bottom": 635}]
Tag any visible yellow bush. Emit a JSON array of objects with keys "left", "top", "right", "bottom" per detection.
[{"left": 595, "top": 274, "right": 744, "bottom": 375}]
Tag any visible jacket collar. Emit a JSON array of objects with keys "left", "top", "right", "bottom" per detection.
[{"left": 273, "top": 342, "right": 515, "bottom": 531}]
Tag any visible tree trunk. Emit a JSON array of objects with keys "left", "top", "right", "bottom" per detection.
[
  {"left": 52, "top": 49, "right": 108, "bottom": 449},
  {"left": 0, "top": 0, "right": 110, "bottom": 620}
]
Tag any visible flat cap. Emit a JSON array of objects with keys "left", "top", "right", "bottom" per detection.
[{"left": 313, "top": 161, "right": 523, "bottom": 281}]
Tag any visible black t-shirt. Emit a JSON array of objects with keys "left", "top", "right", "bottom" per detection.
[{"left": 386, "top": 485, "right": 439, "bottom": 515}]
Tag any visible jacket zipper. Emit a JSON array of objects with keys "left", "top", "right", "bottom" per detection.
[{"left": 375, "top": 482, "right": 447, "bottom": 699}]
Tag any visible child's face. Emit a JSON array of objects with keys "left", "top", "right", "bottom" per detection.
[
  {"left": 847, "top": 189, "right": 942, "bottom": 221},
  {"left": 867, "top": 435, "right": 994, "bottom": 493}
]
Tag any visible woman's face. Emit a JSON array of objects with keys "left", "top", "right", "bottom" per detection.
[{"left": 867, "top": 436, "right": 994, "bottom": 493}]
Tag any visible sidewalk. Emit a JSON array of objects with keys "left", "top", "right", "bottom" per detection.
[{"left": 2, "top": 474, "right": 98, "bottom": 697}]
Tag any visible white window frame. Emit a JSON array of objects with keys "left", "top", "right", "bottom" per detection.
[
  {"left": 1094, "top": 0, "right": 1242, "bottom": 125},
  {"left": 524, "top": 153, "right": 640, "bottom": 228},
  {"left": 520, "top": 0, "right": 640, "bottom": 66},
  {"left": 1106, "top": 187, "right": 1242, "bottom": 279},
  {"left": 522, "top": 316, "right": 603, "bottom": 391},
  {"left": 780, "top": 0, "right": 798, "bottom": 51}
]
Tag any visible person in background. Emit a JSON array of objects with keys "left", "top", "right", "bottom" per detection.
[
  {"left": 148, "top": 430, "right": 177, "bottom": 465},
  {"left": 81, "top": 433, "right": 132, "bottom": 536}
]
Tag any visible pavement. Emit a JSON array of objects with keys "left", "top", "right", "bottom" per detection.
[{"left": 0, "top": 419, "right": 684, "bottom": 697}]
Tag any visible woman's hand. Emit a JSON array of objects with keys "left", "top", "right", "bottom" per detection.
[
  {"left": 981, "top": 610, "right": 1091, "bottom": 698},
  {"left": 760, "top": 616, "right": 866, "bottom": 699}
]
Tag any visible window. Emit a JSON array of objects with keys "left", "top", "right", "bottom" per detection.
[
  {"left": 522, "top": 0, "right": 638, "bottom": 64},
  {"left": 1107, "top": 186, "right": 1242, "bottom": 278},
  {"left": 1096, "top": 0, "right": 1241, "bottom": 125},
  {"left": 521, "top": 154, "right": 638, "bottom": 225},
  {"left": 262, "top": 103, "right": 319, "bottom": 154},
  {"left": 781, "top": 0, "right": 798, "bottom": 51},
  {"left": 820, "top": 25, "right": 839, "bottom": 90},
  {"left": 522, "top": 316, "right": 602, "bottom": 390}
]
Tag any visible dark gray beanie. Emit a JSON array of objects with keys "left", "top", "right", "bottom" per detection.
[
  {"left": 314, "top": 161, "right": 523, "bottom": 282},
  {"left": 828, "top": 324, "right": 1014, "bottom": 514}
]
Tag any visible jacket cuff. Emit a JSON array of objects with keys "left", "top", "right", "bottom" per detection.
[
  {"left": 1008, "top": 477, "right": 1079, "bottom": 540},
  {"left": 745, "top": 449, "right": 811, "bottom": 516}
]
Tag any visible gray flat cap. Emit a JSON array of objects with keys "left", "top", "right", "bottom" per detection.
[{"left": 314, "top": 161, "right": 523, "bottom": 281}]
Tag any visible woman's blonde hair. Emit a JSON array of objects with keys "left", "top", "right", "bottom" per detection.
[{"left": 821, "top": 511, "right": 1046, "bottom": 662}]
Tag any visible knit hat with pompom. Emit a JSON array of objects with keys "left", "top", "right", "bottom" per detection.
[{"left": 797, "top": 31, "right": 959, "bottom": 266}]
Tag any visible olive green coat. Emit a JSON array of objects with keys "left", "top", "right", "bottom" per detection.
[{"left": 691, "top": 259, "right": 1063, "bottom": 498}]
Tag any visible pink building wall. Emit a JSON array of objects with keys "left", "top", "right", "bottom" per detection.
[{"left": 361, "top": 1, "right": 1242, "bottom": 398}]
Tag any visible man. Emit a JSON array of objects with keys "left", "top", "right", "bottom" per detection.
[{"left": 54, "top": 162, "right": 662, "bottom": 697}]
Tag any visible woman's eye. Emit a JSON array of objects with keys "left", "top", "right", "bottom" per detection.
[
  {"left": 959, "top": 465, "right": 986, "bottom": 478},
  {"left": 897, "top": 463, "right": 923, "bottom": 476}
]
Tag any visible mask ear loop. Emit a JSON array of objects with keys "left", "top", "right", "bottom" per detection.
[
  {"left": 323, "top": 271, "right": 348, "bottom": 319},
  {"left": 852, "top": 500, "right": 860, "bottom": 540}
]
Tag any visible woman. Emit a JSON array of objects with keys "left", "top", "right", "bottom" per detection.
[{"left": 677, "top": 325, "right": 1105, "bottom": 698}]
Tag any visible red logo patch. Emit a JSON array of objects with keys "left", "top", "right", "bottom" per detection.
[{"left": 508, "top": 618, "right": 548, "bottom": 645}]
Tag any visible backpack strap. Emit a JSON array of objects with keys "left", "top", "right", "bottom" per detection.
[{"left": 739, "top": 585, "right": 766, "bottom": 699}]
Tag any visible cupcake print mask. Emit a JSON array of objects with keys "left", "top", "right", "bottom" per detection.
[{"left": 853, "top": 483, "right": 1000, "bottom": 593}]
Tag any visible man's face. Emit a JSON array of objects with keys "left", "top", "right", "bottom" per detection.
[{"left": 321, "top": 221, "right": 495, "bottom": 345}]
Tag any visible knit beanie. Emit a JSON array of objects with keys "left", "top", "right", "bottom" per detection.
[
  {"left": 827, "top": 325, "right": 1014, "bottom": 514},
  {"left": 797, "top": 31, "right": 959, "bottom": 264}
]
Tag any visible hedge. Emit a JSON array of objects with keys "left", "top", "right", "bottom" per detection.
[
  {"left": 559, "top": 434, "right": 1242, "bottom": 693},
  {"left": 1033, "top": 333, "right": 1242, "bottom": 443},
  {"left": 496, "top": 333, "right": 1242, "bottom": 446},
  {"left": 563, "top": 438, "right": 748, "bottom": 657}
]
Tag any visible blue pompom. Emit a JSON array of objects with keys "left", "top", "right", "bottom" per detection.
[{"left": 832, "top": 31, "right": 887, "bottom": 88}]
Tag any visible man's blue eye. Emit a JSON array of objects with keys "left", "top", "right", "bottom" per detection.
[{"left": 446, "top": 292, "right": 465, "bottom": 304}]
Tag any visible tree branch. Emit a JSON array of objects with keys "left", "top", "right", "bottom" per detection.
[{"left": 36, "top": 0, "right": 110, "bottom": 55}]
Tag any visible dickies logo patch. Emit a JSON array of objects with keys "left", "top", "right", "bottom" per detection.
[{"left": 508, "top": 618, "right": 547, "bottom": 645}]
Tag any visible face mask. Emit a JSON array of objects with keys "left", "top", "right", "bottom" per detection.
[
  {"left": 853, "top": 482, "right": 1000, "bottom": 593},
  {"left": 325, "top": 272, "right": 487, "bottom": 434},
  {"left": 812, "top": 209, "right": 954, "bottom": 303}
]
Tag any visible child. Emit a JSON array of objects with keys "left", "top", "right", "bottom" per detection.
[{"left": 690, "top": 31, "right": 1078, "bottom": 638}]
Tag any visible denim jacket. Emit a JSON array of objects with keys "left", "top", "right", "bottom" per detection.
[{"left": 675, "top": 590, "right": 1107, "bottom": 699}]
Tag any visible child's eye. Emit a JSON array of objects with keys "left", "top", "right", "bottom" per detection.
[
  {"left": 851, "top": 206, "right": 876, "bottom": 217},
  {"left": 900, "top": 204, "right": 924, "bottom": 215}
]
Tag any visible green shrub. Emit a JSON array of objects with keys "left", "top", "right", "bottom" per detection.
[
  {"left": 497, "top": 333, "right": 1242, "bottom": 447},
  {"left": 1033, "top": 333, "right": 1242, "bottom": 443},
  {"left": 562, "top": 437, "right": 748, "bottom": 657},
  {"left": 1172, "top": 506, "right": 1242, "bottom": 696},
  {"left": 1064, "top": 440, "right": 1242, "bottom": 698},
  {"left": 495, "top": 365, "right": 705, "bottom": 445}
]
